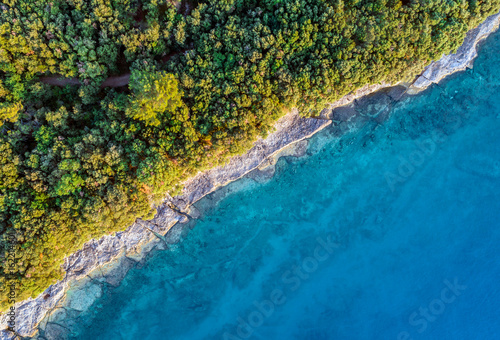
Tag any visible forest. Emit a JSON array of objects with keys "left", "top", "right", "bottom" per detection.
[{"left": 1, "top": 0, "right": 500, "bottom": 310}]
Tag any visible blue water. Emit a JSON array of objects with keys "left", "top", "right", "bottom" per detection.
[{"left": 64, "top": 32, "right": 500, "bottom": 340}]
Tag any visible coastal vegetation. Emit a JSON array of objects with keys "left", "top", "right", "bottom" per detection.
[{"left": 1, "top": 0, "right": 499, "bottom": 310}]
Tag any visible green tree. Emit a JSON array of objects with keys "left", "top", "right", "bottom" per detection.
[
  {"left": 0, "top": 101, "right": 22, "bottom": 125},
  {"left": 127, "top": 70, "right": 184, "bottom": 126}
]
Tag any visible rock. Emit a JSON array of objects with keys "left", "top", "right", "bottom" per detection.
[
  {"left": 329, "top": 82, "right": 394, "bottom": 111},
  {"left": 42, "top": 323, "right": 69, "bottom": 340},
  {"left": 0, "top": 330, "right": 17, "bottom": 340},
  {"left": 411, "top": 12, "right": 500, "bottom": 91},
  {"left": 186, "top": 205, "right": 201, "bottom": 219},
  {"left": 63, "top": 278, "right": 102, "bottom": 312},
  {"left": 385, "top": 85, "right": 408, "bottom": 102},
  {"left": 354, "top": 90, "right": 393, "bottom": 118},
  {"left": 250, "top": 139, "right": 309, "bottom": 182},
  {"left": 456, "top": 152, "right": 500, "bottom": 179},
  {"left": 99, "top": 256, "right": 136, "bottom": 287},
  {"left": 0, "top": 281, "right": 66, "bottom": 339},
  {"left": 41, "top": 307, "right": 81, "bottom": 336}
]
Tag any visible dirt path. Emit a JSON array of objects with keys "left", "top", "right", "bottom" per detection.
[
  {"left": 40, "top": 73, "right": 131, "bottom": 88},
  {"left": 39, "top": 44, "right": 191, "bottom": 88},
  {"left": 101, "top": 73, "right": 130, "bottom": 87}
]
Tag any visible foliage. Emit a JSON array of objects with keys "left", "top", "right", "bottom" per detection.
[
  {"left": 0, "top": 101, "right": 22, "bottom": 125},
  {"left": 1, "top": 0, "right": 499, "bottom": 310},
  {"left": 127, "top": 70, "right": 184, "bottom": 126}
]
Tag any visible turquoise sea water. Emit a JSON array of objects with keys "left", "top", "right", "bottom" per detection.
[{"left": 67, "top": 32, "right": 500, "bottom": 340}]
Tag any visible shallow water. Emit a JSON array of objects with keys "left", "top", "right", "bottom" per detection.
[{"left": 68, "top": 32, "right": 500, "bottom": 340}]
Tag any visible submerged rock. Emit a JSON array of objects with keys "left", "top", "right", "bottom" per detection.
[{"left": 456, "top": 152, "right": 500, "bottom": 179}]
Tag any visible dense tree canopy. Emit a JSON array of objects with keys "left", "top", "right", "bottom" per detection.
[
  {"left": 1, "top": 0, "right": 499, "bottom": 310},
  {"left": 127, "top": 69, "right": 185, "bottom": 126}
]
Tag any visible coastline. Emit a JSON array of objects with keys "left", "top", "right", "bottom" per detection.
[{"left": 2, "top": 11, "right": 499, "bottom": 339}]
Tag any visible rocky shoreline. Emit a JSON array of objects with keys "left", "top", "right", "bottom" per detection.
[{"left": 2, "top": 11, "right": 500, "bottom": 339}]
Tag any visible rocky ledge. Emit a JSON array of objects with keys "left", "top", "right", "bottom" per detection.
[
  {"left": 1, "top": 11, "right": 499, "bottom": 340},
  {"left": 411, "top": 12, "right": 500, "bottom": 91}
]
